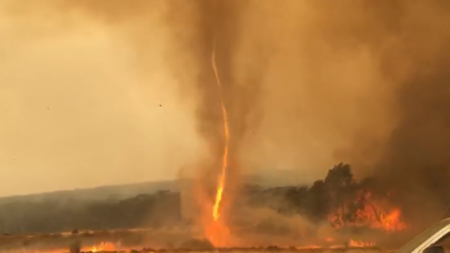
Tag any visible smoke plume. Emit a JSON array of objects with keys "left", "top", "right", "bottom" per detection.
[
  {"left": 368, "top": 0, "right": 450, "bottom": 224},
  {"left": 3, "top": 0, "right": 450, "bottom": 229},
  {"left": 0, "top": 0, "right": 396, "bottom": 194},
  {"left": 287, "top": 0, "right": 450, "bottom": 225}
]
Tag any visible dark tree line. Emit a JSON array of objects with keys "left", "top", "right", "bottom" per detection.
[
  {"left": 0, "top": 191, "right": 182, "bottom": 234},
  {"left": 243, "top": 163, "right": 392, "bottom": 229},
  {"left": 0, "top": 164, "right": 394, "bottom": 234}
]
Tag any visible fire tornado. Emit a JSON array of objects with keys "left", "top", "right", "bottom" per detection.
[
  {"left": 211, "top": 38, "right": 229, "bottom": 222},
  {"left": 202, "top": 37, "right": 231, "bottom": 247}
]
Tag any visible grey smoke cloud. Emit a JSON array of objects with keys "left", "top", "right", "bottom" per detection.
[{"left": 2, "top": 0, "right": 449, "bottom": 216}]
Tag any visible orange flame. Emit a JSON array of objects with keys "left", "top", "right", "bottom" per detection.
[
  {"left": 84, "top": 241, "right": 118, "bottom": 252},
  {"left": 328, "top": 191, "right": 408, "bottom": 232},
  {"left": 374, "top": 208, "right": 407, "bottom": 231},
  {"left": 22, "top": 239, "right": 380, "bottom": 252},
  {"left": 207, "top": 38, "right": 230, "bottom": 245},
  {"left": 25, "top": 241, "right": 122, "bottom": 253},
  {"left": 349, "top": 239, "right": 376, "bottom": 248}
]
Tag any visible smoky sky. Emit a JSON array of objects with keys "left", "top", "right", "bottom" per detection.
[
  {"left": 0, "top": 0, "right": 204, "bottom": 196},
  {"left": 316, "top": 0, "right": 450, "bottom": 224},
  {"left": 370, "top": 1, "right": 450, "bottom": 223},
  {"left": 2, "top": 0, "right": 450, "bottom": 215}
]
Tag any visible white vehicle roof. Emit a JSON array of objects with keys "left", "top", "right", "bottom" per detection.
[{"left": 398, "top": 218, "right": 450, "bottom": 253}]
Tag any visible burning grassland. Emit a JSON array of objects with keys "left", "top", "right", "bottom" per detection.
[
  {"left": 199, "top": 163, "right": 413, "bottom": 249},
  {"left": 2, "top": 0, "right": 450, "bottom": 252},
  {"left": 0, "top": 230, "right": 404, "bottom": 253},
  {"left": 0, "top": 164, "right": 418, "bottom": 252},
  {"left": 0, "top": 229, "right": 389, "bottom": 253}
]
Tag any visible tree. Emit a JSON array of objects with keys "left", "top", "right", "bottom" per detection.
[
  {"left": 305, "top": 180, "right": 330, "bottom": 221},
  {"left": 324, "top": 163, "right": 359, "bottom": 227}
]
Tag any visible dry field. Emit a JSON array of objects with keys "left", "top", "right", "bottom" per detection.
[{"left": 0, "top": 229, "right": 396, "bottom": 253}]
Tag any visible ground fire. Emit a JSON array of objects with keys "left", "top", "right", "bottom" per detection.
[
  {"left": 327, "top": 191, "right": 408, "bottom": 232},
  {"left": 195, "top": 33, "right": 410, "bottom": 247},
  {"left": 21, "top": 237, "right": 382, "bottom": 253},
  {"left": 276, "top": 163, "right": 411, "bottom": 233},
  {"left": 0, "top": 163, "right": 413, "bottom": 252}
]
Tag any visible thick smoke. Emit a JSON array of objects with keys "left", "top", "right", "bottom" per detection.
[
  {"left": 4, "top": 0, "right": 450, "bottom": 230},
  {"left": 368, "top": 1, "right": 450, "bottom": 224},
  {"left": 304, "top": 0, "right": 450, "bottom": 225},
  {"left": 164, "top": 0, "right": 272, "bottom": 228},
  {"left": 1, "top": 0, "right": 395, "bottom": 193},
  {"left": 167, "top": 0, "right": 246, "bottom": 186},
  {"left": 285, "top": 0, "right": 450, "bottom": 226}
]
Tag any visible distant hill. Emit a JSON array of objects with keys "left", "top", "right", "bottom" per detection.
[
  {"left": 0, "top": 180, "right": 180, "bottom": 204},
  {"left": 0, "top": 169, "right": 307, "bottom": 204}
]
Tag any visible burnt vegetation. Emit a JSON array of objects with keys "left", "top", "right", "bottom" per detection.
[
  {"left": 243, "top": 164, "right": 390, "bottom": 228},
  {"left": 0, "top": 164, "right": 394, "bottom": 235}
]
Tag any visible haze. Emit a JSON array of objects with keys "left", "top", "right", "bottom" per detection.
[
  {"left": 3, "top": 0, "right": 447, "bottom": 199},
  {"left": 0, "top": 0, "right": 394, "bottom": 197},
  {"left": 0, "top": 1, "right": 204, "bottom": 196}
]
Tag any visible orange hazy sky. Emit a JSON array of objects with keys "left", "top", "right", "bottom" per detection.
[{"left": 0, "top": 0, "right": 403, "bottom": 197}]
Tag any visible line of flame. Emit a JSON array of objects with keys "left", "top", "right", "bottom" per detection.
[{"left": 211, "top": 38, "right": 230, "bottom": 222}]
